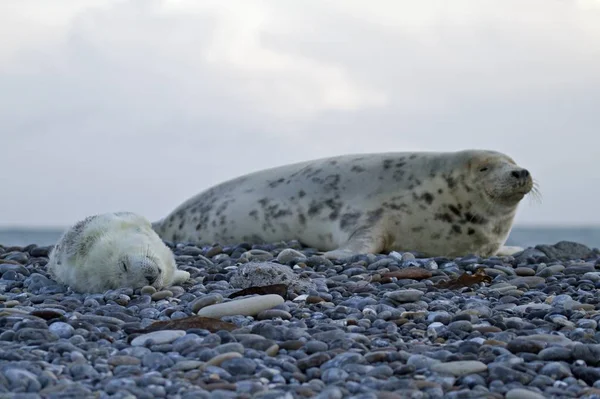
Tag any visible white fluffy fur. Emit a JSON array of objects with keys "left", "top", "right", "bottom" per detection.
[{"left": 47, "top": 212, "right": 190, "bottom": 293}]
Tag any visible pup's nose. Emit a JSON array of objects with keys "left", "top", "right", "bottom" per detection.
[
  {"left": 145, "top": 274, "right": 157, "bottom": 285},
  {"left": 511, "top": 169, "right": 530, "bottom": 179}
]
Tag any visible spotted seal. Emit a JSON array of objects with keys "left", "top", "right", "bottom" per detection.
[
  {"left": 152, "top": 150, "right": 535, "bottom": 259},
  {"left": 47, "top": 212, "right": 190, "bottom": 293}
]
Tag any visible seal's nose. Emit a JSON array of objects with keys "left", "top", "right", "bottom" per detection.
[
  {"left": 511, "top": 169, "right": 530, "bottom": 180},
  {"left": 145, "top": 273, "right": 157, "bottom": 285}
]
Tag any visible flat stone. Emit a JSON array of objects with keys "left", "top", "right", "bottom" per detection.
[
  {"left": 197, "top": 294, "right": 284, "bottom": 318},
  {"left": 513, "top": 303, "right": 552, "bottom": 313},
  {"left": 509, "top": 276, "right": 545, "bottom": 287},
  {"left": 505, "top": 388, "right": 546, "bottom": 399},
  {"left": 430, "top": 360, "right": 487, "bottom": 377},
  {"left": 206, "top": 352, "right": 243, "bottom": 367},
  {"left": 131, "top": 330, "right": 186, "bottom": 346}
]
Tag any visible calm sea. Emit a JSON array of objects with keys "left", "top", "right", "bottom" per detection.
[{"left": 1, "top": 226, "right": 599, "bottom": 250}]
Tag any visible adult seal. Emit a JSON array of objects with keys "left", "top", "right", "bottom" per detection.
[
  {"left": 48, "top": 212, "right": 190, "bottom": 293},
  {"left": 153, "top": 150, "right": 535, "bottom": 259}
]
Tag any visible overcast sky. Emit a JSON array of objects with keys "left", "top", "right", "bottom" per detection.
[{"left": 1, "top": 0, "right": 599, "bottom": 228}]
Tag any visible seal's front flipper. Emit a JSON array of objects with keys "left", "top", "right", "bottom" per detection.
[
  {"left": 323, "top": 228, "right": 386, "bottom": 260},
  {"left": 171, "top": 269, "right": 191, "bottom": 285},
  {"left": 496, "top": 245, "right": 524, "bottom": 256}
]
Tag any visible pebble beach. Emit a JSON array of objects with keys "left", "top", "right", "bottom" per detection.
[{"left": 1, "top": 240, "right": 600, "bottom": 398}]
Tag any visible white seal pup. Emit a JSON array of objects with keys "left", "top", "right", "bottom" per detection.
[
  {"left": 47, "top": 212, "right": 190, "bottom": 293},
  {"left": 152, "top": 150, "right": 535, "bottom": 259}
]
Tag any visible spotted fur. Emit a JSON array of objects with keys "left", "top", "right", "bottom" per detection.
[{"left": 153, "top": 150, "right": 533, "bottom": 258}]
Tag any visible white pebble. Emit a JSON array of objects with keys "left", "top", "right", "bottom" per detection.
[
  {"left": 197, "top": 294, "right": 284, "bottom": 318},
  {"left": 131, "top": 330, "right": 186, "bottom": 346},
  {"left": 505, "top": 388, "right": 546, "bottom": 399},
  {"left": 431, "top": 360, "right": 488, "bottom": 377}
]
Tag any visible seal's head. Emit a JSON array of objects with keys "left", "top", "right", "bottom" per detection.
[
  {"left": 86, "top": 232, "right": 176, "bottom": 291},
  {"left": 463, "top": 150, "right": 534, "bottom": 209}
]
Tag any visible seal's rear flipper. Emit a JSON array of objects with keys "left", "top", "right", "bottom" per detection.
[{"left": 323, "top": 227, "right": 386, "bottom": 260}]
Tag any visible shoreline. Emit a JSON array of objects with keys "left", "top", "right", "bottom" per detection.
[{"left": 0, "top": 240, "right": 599, "bottom": 397}]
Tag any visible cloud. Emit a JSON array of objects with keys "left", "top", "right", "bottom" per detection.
[{"left": 0, "top": 0, "right": 599, "bottom": 227}]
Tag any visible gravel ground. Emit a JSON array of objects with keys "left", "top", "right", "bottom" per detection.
[{"left": 1, "top": 240, "right": 600, "bottom": 399}]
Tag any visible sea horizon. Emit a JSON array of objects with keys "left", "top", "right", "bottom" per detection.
[{"left": 1, "top": 224, "right": 599, "bottom": 250}]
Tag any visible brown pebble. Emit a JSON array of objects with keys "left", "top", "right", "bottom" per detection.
[
  {"left": 383, "top": 267, "right": 433, "bottom": 280},
  {"left": 265, "top": 344, "right": 279, "bottom": 357},
  {"left": 151, "top": 290, "right": 173, "bottom": 301},
  {"left": 306, "top": 296, "right": 324, "bottom": 304},
  {"left": 206, "top": 352, "right": 242, "bottom": 367},
  {"left": 29, "top": 310, "right": 64, "bottom": 320},
  {"left": 483, "top": 339, "right": 508, "bottom": 347},
  {"left": 514, "top": 267, "right": 536, "bottom": 276},
  {"left": 365, "top": 351, "right": 388, "bottom": 363},
  {"left": 205, "top": 245, "right": 223, "bottom": 258},
  {"left": 297, "top": 352, "right": 331, "bottom": 370},
  {"left": 279, "top": 340, "right": 305, "bottom": 350}
]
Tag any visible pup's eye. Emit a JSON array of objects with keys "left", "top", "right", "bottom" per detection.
[
  {"left": 121, "top": 261, "right": 128, "bottom": 272},
  {"left": 479, "top": 167, "right": 488, "bottom": 172}
]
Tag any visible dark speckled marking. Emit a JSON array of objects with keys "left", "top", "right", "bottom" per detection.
[
  {"left": 435, "top": 213, "right": 453, "bottom": 223},
  {"left": 431, "top": 233, "right": 441, "bottom": 240},
  {"left": 196, "top": 222, "right": 202, "bottom": 231},
  {"left": 409, "top": 154, "right": 417, "bottom": 159},
  {"left": 340, "top": 212, "right": 362, "bottom": 231},
  {"left": 412, "top": 226, "right": 424, "bottom": 232},
  {"left": 307, "top": 201, "right": 323, "bottom": 217},
  {"left": 422, "top": 192, "right": 434, "bottom": 205},
  {"left": 298, "top": 214, "right": 306, "bottom": 225},
  {"left": 323, "top": 174, "right": 341, "bottom": 192},
  {"left": 445, "top": 176, "right": 456, "bottom": 189},
  {"left": 467, "top": 228, "right": 476, "bottom": 235},
  {"left": 464, "top": 212, "right": 488, "bottom": 225},
  {"left": 249, "top": 210, "right": 259, "bottom": 220},
  {"left": 383, "top": 159, "right": 393, "bottom": 169},
  {"left": 448, "top": 205, "right": 461, "bottom": 217},
  {"left": 298, "top": 190, "right": 306, "bottom": 198},
  {"left": 451, "top": 224, "right": 462, "bottom": 234},
  {"left": 351, "top": 165, "right": 365, "bottom": 173},
  {"left": 268, "top": 178, "right": 285, "bottom": 188},
  {"left": 437, "top": 189, "right": 443, "bottom": 194},
  {"left": 366, "top": 208, "right": 384, "bottom": 224},
  {"left": 273, "top": 209, "right": 293, "bottom": 218}
]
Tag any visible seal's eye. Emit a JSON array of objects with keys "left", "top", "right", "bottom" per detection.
[
  {"left": 479, "top": 167, "right": 488, "bottom": 172},
  {"left": 121, "top": 261, "right": 128, "bottom": 272}
]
